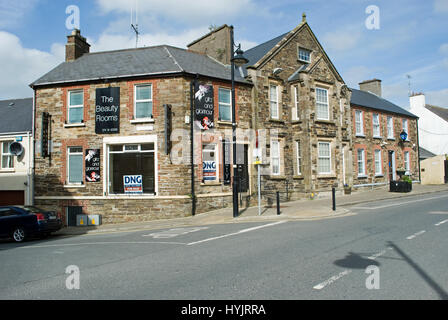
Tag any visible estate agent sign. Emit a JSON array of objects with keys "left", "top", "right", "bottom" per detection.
[{"left": 95, "top": 87, "right": 120, "bottom": 134}]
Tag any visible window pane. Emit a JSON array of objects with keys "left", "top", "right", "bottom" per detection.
[
  {"left": 69, "top": 107, "right": 83, "bottom": 123},
  {"left": 270, "top": 86, "right": 277, "bottom": 101},
  {"left": 219, "top": 88, "right": 231, "bottom": 104},
  {"left": 219, "top": 105, "right": 231, "bottom": 121},
  {"left": 136, "top": 101, "right": 153, "bottom": 118},
  {"left": 270, "top": 102, "right": 278, "bottom": 118},
  {"left": 141, "top": 143, "right": 155, "bottom": 151},
  {"left": 69, "top": 91, "right": 83, "bottom": 106},
  {"left": 136, "top": 85, "right": 151, "bottom": 101},
  {"left": 2, "top": 142, "right": 10, "bottom": 154},
  {"left": 68, "top": 154, "right": 83, "bottom": 183},
  {"left": 110, "top": 152, "right": 155, "bottom": 194},
  {"left": 318, "top": 143, "right": 330, "bottom": 157}
]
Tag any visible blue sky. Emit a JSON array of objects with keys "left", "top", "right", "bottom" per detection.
[{"left": 1, "top": 0, "right": 447, "bottom": 108}]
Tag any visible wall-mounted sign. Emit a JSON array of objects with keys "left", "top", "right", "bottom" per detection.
[
  {"left": 95, "top": 87, "right": 120, "bottom": 134},
  {"left": 123, "top": 175, "right": 143, "bottom": 194},
  {"left": 400, "top": 131, "right": 408, "bottom": 142},
  {"left": 203, "top": 161, "right": 217, "bottom": 181},
  {"left": 194, "top": 83, "right": 214, "bottom": 130},
  {"left": 85, "top": 149, "right": 100, "bottom": 182},
  {"left": 41, "top": 112, "right": 50, "bottom": 158}
]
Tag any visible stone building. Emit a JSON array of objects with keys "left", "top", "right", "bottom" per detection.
[{"left": 350, "top": 79, "right": 420, "bottom": 188}]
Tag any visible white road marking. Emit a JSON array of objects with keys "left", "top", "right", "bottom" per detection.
[
  {"left": 313, "top": 270, "right": 352, "bottom": 290},
  {"left": 143, "top": 227, "right": 208, "bottom": 239},
  {"left": 187, "top": 221, "right": 286, "bottom": 246},
  {"left": 406, "top": 230, "right": 426, "bottom": 240},
  {"left": 435, "top": 219, "right": 448, "bottom": 226},
  {"left": 352, "top": 194, "right": 448, "bottom": 210},
  {"left": 19, "top": 241, "right": 187, "bottom": 249}
]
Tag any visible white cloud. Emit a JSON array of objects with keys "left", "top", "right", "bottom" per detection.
[
  {"left": 342, "top": 66, "right": 373, "bottom": 88},
  {"left": 434, "top": 0, "right": 448, "bottom": 13},
  {"left": 426, "top": 88, "right": 448, "bottom": 108},
  {"left": 321, "top": 25, "right": 362, "bottom": 52},
  {"left": 0, "top": 31, "right": 64, "bottom": 99}
]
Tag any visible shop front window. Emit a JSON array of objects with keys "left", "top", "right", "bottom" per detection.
[{"left": 108, "top": 143, "right": 155, "bottom": 194}]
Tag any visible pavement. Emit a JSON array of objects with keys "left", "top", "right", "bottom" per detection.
[{"left": 55, "top": 183, "right": 448, "bottom": 236}]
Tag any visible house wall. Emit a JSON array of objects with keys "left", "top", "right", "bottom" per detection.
[
  {"left": 409, "top": 94, "right": 448, "bottom": 155},
  {"left": 247, "top": 24, "right": 353, "bottom": 201},
  {"left": 351, "top": 104, "right": 419, "bottom": 186},
  {"left": 33, "top": 75, "right": 252, "bottom": 224}
]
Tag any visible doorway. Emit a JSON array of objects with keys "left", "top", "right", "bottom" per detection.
[
  {"left": 236, "top": 144, "right": 249, "bottom": 193},
  {"left": 388, "top": 151, "right": 396, "bottom": 181}
]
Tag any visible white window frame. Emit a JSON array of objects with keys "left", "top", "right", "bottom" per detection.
[
  {"left": 218, "top": 87, "right": 232, "bottom": 122},
  {"left": 355, "top": 110, "right": 364, "bottom": 136},
  {"left": 374, "top": 149, "right": 382, "bottom": 175},
  {"left": 67, "top": 146, "right": 83, "bottom": 185},
  {"left": 270, "top": 85, "right": 279, "bottom": 120},
  {"left": 296, "top": 140, "right": 302, "bottom": 175},
  {"left": 357, "top": 148, "right": 366, "bottom": 177},
  {"left": 316, "top": 87, "right": 329, "bottom": 120},
  {"left": 404, "top": 151, "right": 410, "bottom": 175},
  {"left": 373, "top": 113, "right": 381, "bottom": 137},
  {"left": 202, "top": 143, "right": 219, "bottom": 183},
  {"left": 318, "top": 142, "right": 331, "bottom": 174},
  {"left": 1, "top": 141, "right": 14, "bottom": 170},
  {"left": 103, "top": 135, "right": 158, "bottom": 197},
  {"left": 298, "top": 47, "right": 311, "bottom": 63},
  {"left": 271, "top": 140, "right": 281, "bottom": 175},
  {"left": 134, "top": 84, "right": 153, "bottom": 120},
  {"left": 387, "top": 116, "right": 394, "bottom": 139},
  {"left": 291, "top": 85, "right": 300, "bottom": 121},
  {"left": 402, "top": 118, "right": 409, "bottom": 140},
  {"left": 68, "top": 90, "right": 84, "bottom": 124}
]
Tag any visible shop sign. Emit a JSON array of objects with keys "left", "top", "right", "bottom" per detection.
[
  {"left": 194, "top": 83, "right": 214, "bottom": 130},
  {"left": 95, "top": 87, "right": 120, "bottom": 134},
  {"left": 85, "top": 149, "right": 100, "bottom": 182}
]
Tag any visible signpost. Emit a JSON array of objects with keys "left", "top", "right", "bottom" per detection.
[{"left": 254, "top": 148, "right": 262, "bottom": 216}]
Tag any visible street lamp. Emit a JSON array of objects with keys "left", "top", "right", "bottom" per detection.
[{"left": 230, "top": 25, "right": 249, "bottom": 218}]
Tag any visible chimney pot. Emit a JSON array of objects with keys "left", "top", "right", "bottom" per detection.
[{"left": 66, "top": 29, "right": 90, "bottom": 62}]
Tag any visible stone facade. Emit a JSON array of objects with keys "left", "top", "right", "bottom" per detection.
[{"left": 33, "top": 75, "right": 252, "bottom": 224}]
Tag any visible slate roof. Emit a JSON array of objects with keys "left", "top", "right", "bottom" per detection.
[
  {"left": 419, "top": 146, "right": 436, "bottom": 160},
  {"left": 0, "top": 98, "right": 33, "bottom": 134},
  {"left": 31, "top": 45, "right": 248, "bottom": 87},
  {"left": 425, "top": 104, "right": 448, "bottom": 123},
  {"left": 240, "top": 32, "right": 289, "bottom": 77},
  {"left": 350, "top": 88, "right": 418, "bottom": 118}
]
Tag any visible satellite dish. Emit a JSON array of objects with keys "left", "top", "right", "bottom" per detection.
[{"left": 9, "top": 142, "right": 24, "bottom": 156}]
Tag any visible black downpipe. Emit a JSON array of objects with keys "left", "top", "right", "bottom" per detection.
[{"left": 190, "top": 80, "right": 196, "bottom": 216}]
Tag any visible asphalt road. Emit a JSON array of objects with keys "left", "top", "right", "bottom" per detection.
[{"left": 0, "top": 191, "right": 447, "bottom": 300}]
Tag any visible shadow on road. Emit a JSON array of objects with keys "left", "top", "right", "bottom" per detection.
[
  {"left": 387, "top": 241, "right": 448, "bottom": 300},
  {"left": 334, "top": 252, "right": 380, "bottom": 269}
]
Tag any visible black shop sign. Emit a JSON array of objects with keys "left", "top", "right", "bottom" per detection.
[
  {"left": 194, "top": 83, "right": 214, "bottom": 130},
  {"left": 95, "top": 87, "right": 120, "bottom": 134},
  {"left": 85, "top": 149, "right": 100, "bottom": 182}
]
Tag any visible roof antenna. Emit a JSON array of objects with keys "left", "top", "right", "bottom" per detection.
[
  {"left": 406, "top": 74, "right": 412, "bottom": 97},
  {"left": 131, "top": 0, "right": 140, "bottom": 48}
]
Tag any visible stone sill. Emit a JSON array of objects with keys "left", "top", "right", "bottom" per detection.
[
  {"left": 315, "top": 120, "right": 335, "bottom": 125},
  {"left": 291, "top": 120, "right": 302, "bottom": 124},
  {"left": 293, "top": 175, "right": 304, "bottom": 180},
  {"left": 268, "top": 175, "right": 286, "bottom": 180},
  {"left": 217, "top": 121, "right": 232, "bottom": 126},
  {"left": 0, "top": 169, "right": 15, "bottom": 173},
  {"left": 269, "top": 119, "right": 285, "bottom": 123},
  {"left": 200, "top": 182, "right": 222, "bottom": 186},
  {"left": 357, "top": 175, "right": 368, "bottom": 179},
  {"left": 373, "top": 136, "right": 383, "bottom": 139},
  {"left": 64, "top": 123, "right": 85, "bottom": 128},
  {"left": 317, "top": 175, "right": 337, "bottom": 179},
  {"left": 130, "top": 118, "right": 154, "bottom": 124},
  {"left": 356, "top": 134, "right": 366, "bottom": 138},
  {"left": 64, "top": 184, "right": 86, "bottom": 189},
  {"left": 387, "top": 137, "right": 396, "bottom": 141}
]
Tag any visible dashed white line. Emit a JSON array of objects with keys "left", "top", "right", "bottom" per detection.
[
  {"left": 352, "top": 194, "right": 448, "bottom": 210},
  {"left": 313, "top": 270, "right": 352, "bottom": 290},
  {"left": 187, "top": 221, "right": 286, "bottom": 246},
  {"left": 406, "top": 230, "right": 426, "bottom": 240},
  {"left": 435, "top": 219, "right": 448, "bottom": 226}
]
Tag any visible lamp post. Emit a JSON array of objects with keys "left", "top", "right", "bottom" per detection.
[{"left": 230, "top": 26, "right": 249, "bottom": 218}]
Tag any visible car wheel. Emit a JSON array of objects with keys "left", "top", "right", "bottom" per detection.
[{"left": 12, "top": 227, "right": 26, "bottom": 242}]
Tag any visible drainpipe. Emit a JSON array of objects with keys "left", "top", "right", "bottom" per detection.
[{"left": 416, "top": 118, "right": 421, "bottom": 183}]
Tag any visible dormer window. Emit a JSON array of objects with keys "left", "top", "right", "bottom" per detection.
[{"left": 298, "top": 47, "right": 311, "bottom": 63}]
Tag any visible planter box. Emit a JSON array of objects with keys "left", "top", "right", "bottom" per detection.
[
  {"left": 390, "top": 181, "right": 412, "bottom": 193},
  {"left": 344, "top": 188, "right": 352, "bottom": 195}
]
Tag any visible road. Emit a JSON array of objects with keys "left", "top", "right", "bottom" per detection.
[{"left": 0, "top": 191, "right": 447, "bottom": 300}]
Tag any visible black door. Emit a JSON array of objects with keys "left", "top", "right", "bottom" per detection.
[
  {"left": 388, "top": 151, "right": 394, "bottom": 181},
  {"left": 236, "top": 144, "right": 249, "bottom": 193}
]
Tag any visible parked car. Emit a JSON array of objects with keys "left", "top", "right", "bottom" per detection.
[{"left": 0, "top": 206, "right": 63, "bottom": 242}]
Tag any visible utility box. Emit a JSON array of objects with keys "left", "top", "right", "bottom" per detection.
[
  {"left": 76, "top": 214, "right": 88, "bottom": 227},
  {"left": 88, "top": 215, "right": 102, "bottom": 226}
]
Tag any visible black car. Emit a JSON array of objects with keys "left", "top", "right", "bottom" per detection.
[{"left": 0, "top": 206, "right": 63, "bottom": 242}]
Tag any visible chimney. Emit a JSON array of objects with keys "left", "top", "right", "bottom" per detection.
[
  {"left": 187, "top": 25, "right": 232, "bottom": 65},
  {"left": 66, "top": 29, "right": 90, "bottom": 62},
  {"left": 359, "top": 79, "right": 382, "bottom": 97}
]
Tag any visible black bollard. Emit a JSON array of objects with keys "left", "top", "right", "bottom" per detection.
[
  {"left": 332, "top": 187, "right": 336, "bottom": 211},
  {"left": 277, "top": 191, "right": 281, "bottom": 215}
]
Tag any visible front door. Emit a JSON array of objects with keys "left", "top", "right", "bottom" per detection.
[
  {"left": 236, "top": 144, "right": 249, "bottom": 193},
  {"left": 444, "top": 160, "right": 448, "bottom": 184},
  {"left": 388, "top": 151, "right": 395, "bottom": 181}
]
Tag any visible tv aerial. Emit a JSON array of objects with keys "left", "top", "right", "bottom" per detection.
[{"left": 131, "top": 0, "right": 140, "bottom": 48}]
